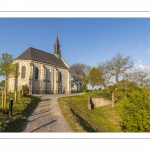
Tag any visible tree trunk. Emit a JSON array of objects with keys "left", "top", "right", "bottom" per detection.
[
  {"left": 14, "top": 75, "right": 17, "bottom": 102},
  {"left": 4, "top": 79, "right": 7, "bottom": 110},
  {"left": 2, "top": 90, "right": 4, "bottom": 109},
  {"left": 18, "top": 89, "right": 20, "bottom": 101},
  {"left": 14, "top": 87, "right": 17, "bottom": 103},
  {"left": 92, "top": 86, "right": 94, "bottom": 92},
  {"left": 112, "top": 92, "right": 115, "bottom": 107},
  {"left": 79, "top": 83, "right": 82, "bottom": 92},
  {"left": 76, "top": 84, "right": 78, "bottom": 92}
]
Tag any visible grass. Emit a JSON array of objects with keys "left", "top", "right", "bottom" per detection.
[
  {"left": 58, "top": 93, "right": 122, "bottom": 132},
  {"left": 0, "top": 92, "right": 41, "bottom": 132}
]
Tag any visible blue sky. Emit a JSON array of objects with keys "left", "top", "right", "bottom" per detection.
[{"left": 0, "top": 18, "right": 150, "bottom": 81}]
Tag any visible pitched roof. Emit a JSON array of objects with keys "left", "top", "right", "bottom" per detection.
[{"left": 15, "top": 47, "right": 68, "bottom": 68}]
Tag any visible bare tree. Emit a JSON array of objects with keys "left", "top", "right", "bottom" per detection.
[
  {"left": 98, "top": 53, "right": 134, "bottom": 106},
  {"left": 98, "top": 62, "right": 112, "bottom": 88},
  {"left": 70, "top": 63, "right": 91, "bottom": 92},
  {"left": 125, "top": 67, "right": 150, "bottom": 88}
]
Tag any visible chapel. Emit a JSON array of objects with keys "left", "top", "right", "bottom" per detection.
[{"left": 8, "top": 35, "right": 71, "bottom": 94}]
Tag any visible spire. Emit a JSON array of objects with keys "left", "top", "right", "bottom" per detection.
[
  {"left": 55, "top": 34, "right": 60, "bottom": 46},
  {"left": 54, "top": 34, "right": 61, "bottom": 58}
]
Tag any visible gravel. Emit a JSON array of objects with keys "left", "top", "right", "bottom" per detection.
[{"left": 22, "top": 93, "right": 83, "bottom": 132}]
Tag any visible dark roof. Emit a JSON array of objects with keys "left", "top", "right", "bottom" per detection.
[{"left": 15, "top": 47, "right": 68, "bottom": 68}]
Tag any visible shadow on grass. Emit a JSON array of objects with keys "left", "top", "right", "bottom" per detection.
[
  {"left": 2, "top": 117, "right": 27, "bottom": 132},
  {"left": 22, "top": 95, "right": 41, "bottom": 117},
  {"left": 1, "top": 95, "right": 41, "bottom": 132},
  {"left": 70, "top": 108, "right": 97, "bottom": 132},
  {"left": 41, "top": 99, "right": 51, "bottom": 101}
]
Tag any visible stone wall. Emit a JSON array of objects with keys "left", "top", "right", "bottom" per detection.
[{"left": 88, "top": 97, "right": 112, "bottom": 110}]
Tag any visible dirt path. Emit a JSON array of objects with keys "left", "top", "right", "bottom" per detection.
[{"left": 22, "top": 93, "right": 83, "bottom": 132}]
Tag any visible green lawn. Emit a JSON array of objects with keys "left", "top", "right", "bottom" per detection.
[
  {"left": 58, "top": 94, "right": 122, "bottom": 132},
  {"left": 0, "top": 93, "right": 41, "bottom": 132}
]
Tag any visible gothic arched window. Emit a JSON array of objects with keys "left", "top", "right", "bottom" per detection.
[
  {"left": 35, "top": 67, "right": 39, "bottom": 79},
  {"left": 58, "top": 71, "right": 62, "bottom": 83},
  {"left": 46, "top": 69, "right": 51, "bottom": 81},
  {"left": 21, "top": 66, "right": 26, "bottom": 78}
]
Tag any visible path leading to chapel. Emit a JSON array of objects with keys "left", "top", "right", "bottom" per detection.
[{"left": 22, "top": 93, "right": 83, "bottom": 132}]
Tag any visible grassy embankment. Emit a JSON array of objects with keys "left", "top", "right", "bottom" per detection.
[
  {"left": 0, "top": 93, "right": 40, "bottom": 132},
  {"left": 58, "top": 93, "right": 122, "bottom": 132}
]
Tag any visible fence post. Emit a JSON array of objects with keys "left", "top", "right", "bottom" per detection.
[{"left": 9, "top": 98, "right": 13, "bottom": 116}]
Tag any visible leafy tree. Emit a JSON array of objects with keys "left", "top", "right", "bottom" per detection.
[
  {"left": 70, "top": 63, "right": 91, "bottom": 92},
  {"left": 0, "top": 80, "right": 5, "bottom": 88},
  {"left": 82, "top": 84, "right": 88, "bottom": 92},
  {"left": 0, "top": 53, "right": 17, "bottom": 110},
  {"left": 88, "top": 67, "right": 103, "bottom": 91},
  {"left": 119, "top": 87, "right": 150, "bottom": 132}
]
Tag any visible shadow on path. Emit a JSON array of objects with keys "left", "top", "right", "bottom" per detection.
[
  {"left": 29, "top": 113, "right": 53, "bottom": 122},
  {"left": 31, "top": 110, "right": 50, "bottom": 116},
  {"left": 37, "top": 104, "right": 51, "bottom": 108},
  {"left": 30, "top": 120, "right": 57, "bottom": 132}
]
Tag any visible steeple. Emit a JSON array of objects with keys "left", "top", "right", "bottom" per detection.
[{"left": 54, "top": 34, "right": 61, "bottom": 58}]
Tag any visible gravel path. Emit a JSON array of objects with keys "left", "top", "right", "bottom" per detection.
[{"left": 22, "top": 93, "right": 83, "bottom": 132}]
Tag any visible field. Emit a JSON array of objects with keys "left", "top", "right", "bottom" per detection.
[{"left": 58, "top": 93, "right": 122, "bottom": 132}]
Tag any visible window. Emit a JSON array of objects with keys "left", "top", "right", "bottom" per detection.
[
  {"left": 21, "top": 66, "right": 26, "bottom": 78},
  {"left": 35, "top": 67, "right": 39, "bottom": 79},
  {"left": 58, "top": 71, "right": 62, "bottom": 83},
  {"left": 46, "top": 69, "right": 50, "bottom": 81}
]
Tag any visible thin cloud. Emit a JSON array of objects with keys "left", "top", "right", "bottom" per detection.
[
  {"left": 147, "top": 48, "right": 150, "bottom": 54},
  {"left": 134, "top": 60, "right": 150, "bottom": 71},
  {"left": 140, "top": 45, "right": 143, "bottom": 47}
]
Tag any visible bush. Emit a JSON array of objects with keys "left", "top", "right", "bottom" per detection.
[
  {"left": 115, "top": 89, "right": 127, "bottom": 102},
  {"left": 22, "top": 85, "right": 29, "bottom": 96},
  {"left": 119, "top": 87, "right": 150, "bottom": 132}
]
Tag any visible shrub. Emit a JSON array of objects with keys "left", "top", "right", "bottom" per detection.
[
  {"left": 120, "top": 87, "right": 150, "bottom": 132},
  {"left": 22, "top": 85, "right": 29, "bottom": 96}
]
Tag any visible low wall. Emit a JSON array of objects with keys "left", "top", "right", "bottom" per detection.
[{"left": 88, "top": 97, "right": 112, "bottom": 110}]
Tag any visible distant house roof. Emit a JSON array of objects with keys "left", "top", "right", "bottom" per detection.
[{"left": 14, "top": 47, "right": 68, "bottom": 69}]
